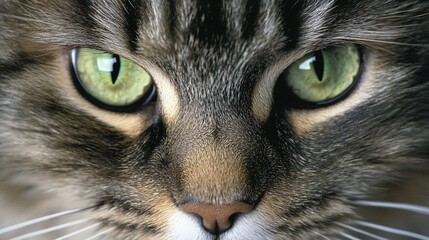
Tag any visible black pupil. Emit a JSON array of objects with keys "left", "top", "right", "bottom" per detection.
[
  {"left": 111, "top": 54, "right": 121, "bottom": 84},
  {"left": 313, "top": 51, "right": 324, "bottom": 81}
]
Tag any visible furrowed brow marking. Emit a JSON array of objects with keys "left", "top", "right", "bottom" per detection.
[
  {"left": 241, "top": 0, "right": 261, "bottom": 40},
  {"left": 279, "top": 0, "right": 304, "bottom": 50},
  {"left": 74, "top": 0, "right": 98, "bottom": 33},
  {"left": 122, "top": 0, "right": 145, "bottom": 52},
  {"left": 191, "top": 0, "right": 228, "bottom": 45}
]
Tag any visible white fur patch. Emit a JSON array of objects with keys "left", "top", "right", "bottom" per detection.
[
  {"left": 220, "top": 212, "right": 270, "bottom": 240},
  {"left": 167, "top": 210, "right": 214, "bottom": 240}
]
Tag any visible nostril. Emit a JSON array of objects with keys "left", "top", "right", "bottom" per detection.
[{"left": 179, "top": 202, "right": 254, "bottom": 235}]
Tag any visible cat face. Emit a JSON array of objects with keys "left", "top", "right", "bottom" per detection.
[{"left": 0, "top": 0, "right": 428, "bottom": 239}]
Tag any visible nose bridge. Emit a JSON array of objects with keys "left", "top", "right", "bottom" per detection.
[
  {"left": 179, "top": 136, "right": 248, "bottom": 204},
  {"left": 168, "top": 101, "right": 256, "bottom": 204}
]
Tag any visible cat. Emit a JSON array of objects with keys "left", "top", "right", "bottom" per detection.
[{"left": 0, "top": 0, "right": 428, "bottom": 239}]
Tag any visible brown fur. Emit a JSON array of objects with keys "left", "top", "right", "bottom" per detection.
[{"left": 0, "top": 0, "right": 428, "bottom": 239}]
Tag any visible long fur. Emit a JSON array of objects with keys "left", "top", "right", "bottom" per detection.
[{"left": 0, "top": 0, "right": 428, "bottom": 239}]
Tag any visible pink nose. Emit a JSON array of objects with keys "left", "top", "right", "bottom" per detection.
[{"left": 179, "top": 202, "right": 254, "bottom": 234}]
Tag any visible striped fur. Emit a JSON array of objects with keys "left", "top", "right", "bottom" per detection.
[{"left": 0, "top": 0, "right": 428, "bottom": 239}]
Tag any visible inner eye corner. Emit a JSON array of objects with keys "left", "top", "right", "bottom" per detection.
[
  {"left": 69, "top": 47, "right": 157, "bottom": 113},
  {"left": 277, "top": 44, "right": 363, "bottom": 109}
]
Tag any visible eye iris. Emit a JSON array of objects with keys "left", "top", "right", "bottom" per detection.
[
  {"left": 73, "top": 48, "right": 154, "bottom": 108},
  {"left": 284, "top": 45, "right": 360, "bottom": 104}
]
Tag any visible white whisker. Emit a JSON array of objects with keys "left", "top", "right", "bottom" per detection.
[
  {"left": 338, "top": 231, "right": 361, "bottom": 240},
  {"left": 0, "top": 207, "right": 92, "bottom": 235},
  {"left": 10, "top": 218, "right": 90, "bottom": 240},
  {"left": 336, "top": 223, "right": 388, "bottom": 240},
  {"left": 353, "top": 200, "right": 429, "bottom": 216},
  {"left": 354, "top": 220, "right": 429, "bottom": 240},
  {"left": 85, "top": 227, "right": 114, "bottom": 240},
  {"left": 54, "top": 223, "right": 101, "bottom": 240},
  {"left": 312, "top": 230, "right": 331, "bottom": 240}
]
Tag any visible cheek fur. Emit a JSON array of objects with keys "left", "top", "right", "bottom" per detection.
[{"left": 0, "top": 0, "right": 428, "bottom": 239}]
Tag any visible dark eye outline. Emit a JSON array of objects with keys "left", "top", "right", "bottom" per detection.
[
  {"left": 70, "top": 48, "right": 157, "bottom": 113},
  {"left": 278, "top": 45, "right": 364, "bottom": 109}
]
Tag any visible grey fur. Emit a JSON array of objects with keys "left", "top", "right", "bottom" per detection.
[{"left": 0, "top": 0, "right": 428, "bottom": 239}]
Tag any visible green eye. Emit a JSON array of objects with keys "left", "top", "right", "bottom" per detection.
[
  {"left": 284, "top": 45, "right": 361, "bottom": 105},
  {"left": 71, "top": 48, "right": 155, "bottom": 109}
]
